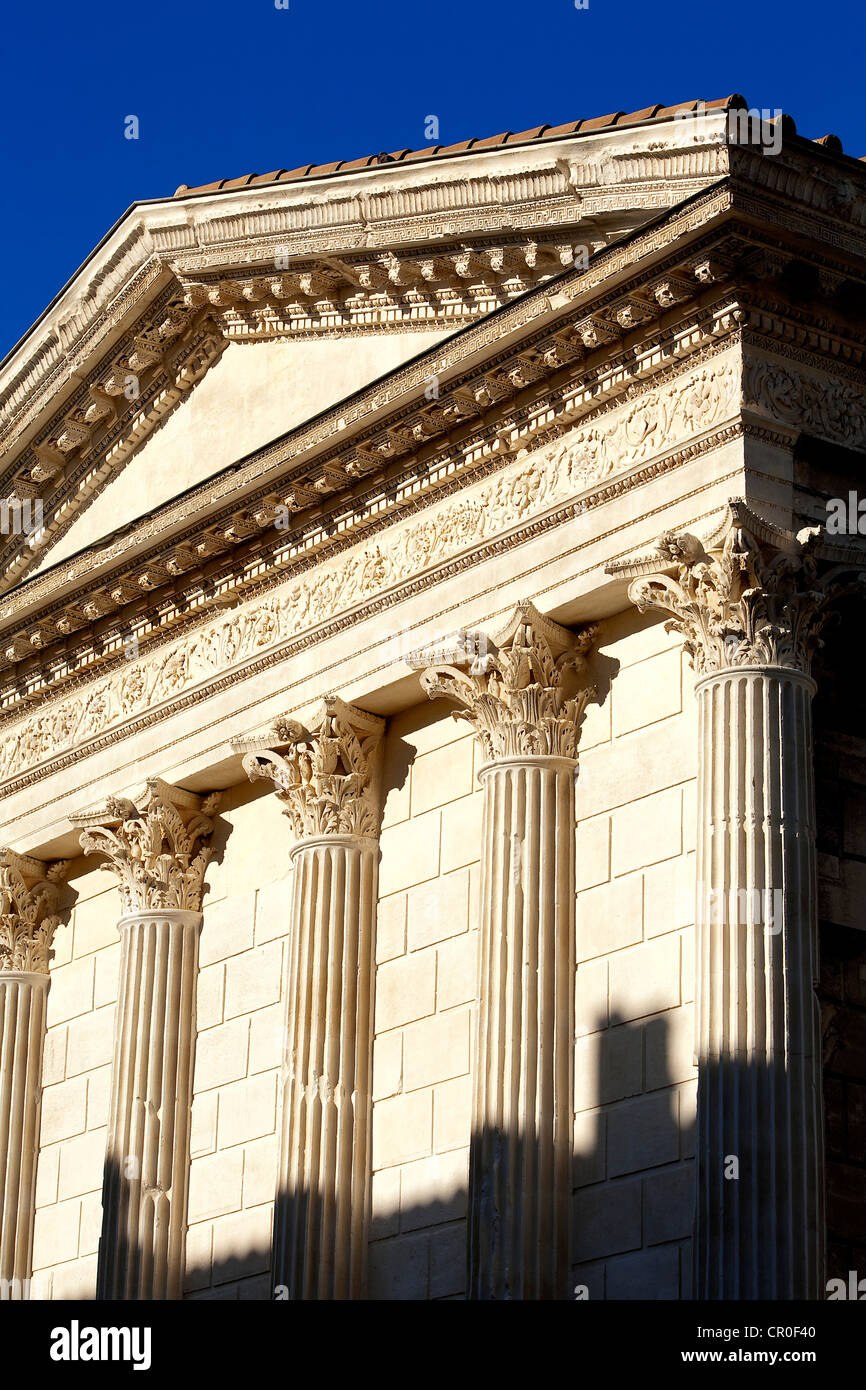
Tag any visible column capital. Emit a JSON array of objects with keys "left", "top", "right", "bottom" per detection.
[
  {"left": 607, "top": 498, "right": 866, "bottom": 679},
  {"left": 407, "top": 601, "right": 597, "bottom": 763},
  {"left": 235, "top": 696, "right": 385, "bottom": 841},
  {"left": 0, "top": 850, "right": 70, "bottom": 975},
  {"left": 71, "top": 778, "right": 220, "bottom": 915}
]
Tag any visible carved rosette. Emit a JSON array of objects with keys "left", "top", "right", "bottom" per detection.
[
  {"left": 237, "top": 697, "right": 385, "bottom": 842},
  {"left": 72, "top": 778, "right": 220, "bottom": 914},
  {"left": 607, "top": 498, "right": 866, "bottom": 678},
  {"left": 407, "top": 601, "right": 597, "bottom": 763},
  {"left": 0, "top": 850, "right": 70, "bottom": 974}
]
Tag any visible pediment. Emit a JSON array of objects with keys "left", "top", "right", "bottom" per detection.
[{"left": 23, "top": 328, "right": 450, "bottom": 579}]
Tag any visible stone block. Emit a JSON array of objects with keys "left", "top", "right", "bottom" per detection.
[
  {"left": 376, "top": 893, "right": 407, "bottom": 964},
  {"left": 93, "top": 946, "right": 121, "bottom": 1008},
  {"left": 368, "top": 1232, "right": 428, "bottom": 1300},
  {"left": 373, "top": 1030, "right": 403, "bottom": 1102},
  {"left": 605, "top": 1244, "right": 680, "bottom": 1299},
  {"left": 433, "top": 1075, "right": 472, "bottom": 1154},
  {"left": 42, "top": 1026, "right": 67, "bottom": 1087},
  {"left": 411, "top": 736, "right": 475, "bottom": 816},
  {"left": 576, "top": 958, "right": 608, "bottom": 1036},
  {"left": 253, "top": 878, "right": 292, "bottom": 945},
  {"left": 188, "top": 1148, "right": 244, "bottom": 1223},
  {"left": 403, "top": 1009, "right": 470, "bottom": 1092},
  {"left": 375, "top": 951, "right": 436, "bottom": 1032},
  {"left": 613, "top": 648, "right": 682, "bottom": 738},
  {"left": 197, "top": 963, "right": 225, "bottom": 1031},
  {"left": 440, "top": 792, "right": 484, "bottom": 874},
  {"left": 72, "top": 891, "right": 120, "bottom": 957},
  {"left": 429, "top": 1222, "right": 466, "bottom": 1299},
  {"left": 400, "top": 1149, "right": 468, "bottom": 1230},
  {"left": 645, "top": 1006, "right": 696, "bottom": 1089},
  {"left": 609, "top": 934, "right": 681, "bottom": 1022},
  {"left": 211, "top": 1205, "right": 273, "bottom": 1284},
  {"left": 576, "top": 814, "right": 611, "bottom": 891},
  {"left": 50, "top": 1255, "right": 99, "bottom": 1301},
  {"left": 33, "top": 1198, "right": 81, "bottom": 1268},
  {"left": 41, "top": 1074, "right": 88, "bottom": 1145},
  {"left": 599, "top": 1023, "right": 643, "bottom": 1105},
  {"left": 379, "top": 810, "right": 441, "bottom": 897},
  {"left": 190, "top": 1091, "right": 219, "bottom": 1158},
  {"left": 643, "top": 855, "right": 693, "bottom": 938},
  {"left": 644, "top": 1164, "right": 695, "bottom": 1245},
  {"left": 436, "top": 932, "right": 478, "bottom": 1011},
  {"left": 407, "top": 867, "right": 470, "bottom": 951},
  {"left": 371, "top": 1167, "right": 401, "bottom": 1239},
  {"left": 573, "top": 1178, "right": 642, "bottom": 1263},
  {"left": 373, "top": 1090, "right": 432, "bottom": 1169},
  {"left": 576, "top": 722, "right": 693, "bottom": 821},
  {"left": 57, "top": 1127, "right": 107, "bottom": 1200},
  {"left": 194, "top": 1017, "right": 250, "bottom": 1092},
  {"left": 65, "top": 1006, "right": 115, "bottom": 1077},
  {"left": 78, "top": 1191, "right": 103, "bottom": 1257},
  {"left": 242, "top": 1133, "right": 279, "bottom": 1208},
  {"left": 577, "top": 873, "right": 643, "bottom": 962},
  {"left": 216, "top": 1071, "right": 277, "bottom": 1149},
  {"left": 47, "top": 957, "right": 94, "bottom": 1025},
  {"left": 86, "top": 1065, "right": 112, "bottom": 1129},
  {"left": 223, "top": 941, "right": 283, "bottom": 1019},
  {"left": 199, "top": 892, "right": 256, "bottom": 968},
  {"left": 184, "top": 1222, "right": 213, "bottom": 1292},
  {"left": 248, "top": 1002, "right": 284, "bottom": 1075},
  {"left": 607, "top": 1093, "right": 679, "bottom": 1177},
  {"left": 35, "top": 1143, "right": 60, "bottom": 1208},
  {"left": 612, "top": 786, "right": 682, "bottom": 877},
  {"left": 573, "top": 1107, "right": 605, "bottom": 1188}
]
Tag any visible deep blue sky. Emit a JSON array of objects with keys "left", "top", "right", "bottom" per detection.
[{"left": 1, "top": 0, "right": 864, "bottom": 360}]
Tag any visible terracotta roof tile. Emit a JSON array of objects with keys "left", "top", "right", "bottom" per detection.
[
  {"left": 472, "top": 132, "right": 513, "bottom": 150},
  {"left": 173, "top": 95, "right": 860, "bottom": 196},
  {"left": 578, "top": 111, "right": 626, "bottom": 131},
  {"left": 508, "top": 125, "right": 550, "bottom": 142},
  {"left": 541, "top": 121, "right": 583, "bottom": 139}
]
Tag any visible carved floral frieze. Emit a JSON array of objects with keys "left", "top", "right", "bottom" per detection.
[{"left": 0, "top": 355, "right": 740, "bottom": 785}]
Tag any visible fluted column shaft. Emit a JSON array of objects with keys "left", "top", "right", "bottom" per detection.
[
  {"left": 472, "top": 756, "right": 576, "bottom": 1300},
  {"left": 0, "top": 972, "right": 49, "bottom": 1299},
  {"left": 695, "top": 665, "right": 822, "bottom": 1299},
  {"left": 98, "top": 909, "right": 201, "bottom": 1301},
  {"left": 236, "top": 695, "right": 385, "bottom": 1300},
  {"left": 274, "top": 834, "right": 378, "bottom": 1299}
]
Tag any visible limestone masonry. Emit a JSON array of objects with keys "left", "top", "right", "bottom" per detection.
[{"left": 2, "top": 96, "right": 866, "bottom": 1300}]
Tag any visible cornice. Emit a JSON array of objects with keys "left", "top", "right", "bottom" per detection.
[
  {"left": 2, "top": 190, "right": 866, "bottom": 718},
  {"left": 0, "top": 117, "right": 737, "bottom": 527},
  {"left": 4, "top": 158, "right": 866, "bottom": 599}
]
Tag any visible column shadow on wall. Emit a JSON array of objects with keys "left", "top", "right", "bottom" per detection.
[{"left": 572, "top": 1010, "right": 696, "bottom": 1301}]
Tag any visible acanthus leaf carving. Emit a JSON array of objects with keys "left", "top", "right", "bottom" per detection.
[
  {"left": 236, "top": 697, "right": 384, "bottom": 841},
  {"left": 607, "top": 498, "right": 866, "bottom": 678},
  {"left": 72, "top": 778, "right": 220, "bottom": 914},
  {"left": 408, "top": 601, "right": 598, "bottom": 763},
  {"left": 0, "top": 849, "right": 71, "bottom": 974}
]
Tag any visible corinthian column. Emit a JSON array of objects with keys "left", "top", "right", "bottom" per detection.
[
  {"left": 609, "top": 499, "right": 866, "bottom": 1299},
  {"left": 0, "top": 851, "right": 68, "bottom": 1301},
  {"left": 72, "top": 779, "right": 219, "bottom": 1300},
  {"left": 409, "top": 603, "right": 597, "bottom": 1300},
  {"left": 235, "top": 696, "right": 384, "bottom": 1299}
]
